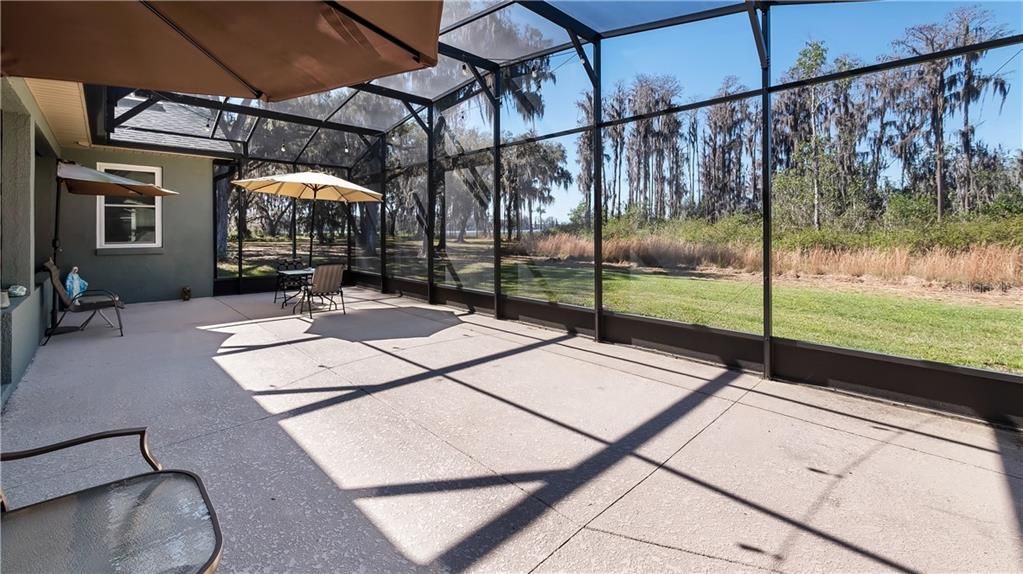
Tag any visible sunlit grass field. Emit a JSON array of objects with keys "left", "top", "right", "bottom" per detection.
[
  {"left": 217, "top": 237, "right": 1022, "bottom": 373},
  {"left": 501, "top": 260, "right": 1022, "bottom": 373}
]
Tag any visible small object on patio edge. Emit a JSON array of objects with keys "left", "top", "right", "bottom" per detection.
[
  {"left": 64, "top": 266, "right": 88, "bottom": 301},
  {"left": 182, "top": 286, "right": 192, "bottom": 301},
  {"left": 8, "top": 285, "right": 27, "bottom": 297}
]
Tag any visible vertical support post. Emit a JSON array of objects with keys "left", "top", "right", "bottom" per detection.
[
  {"left": 210, "top": 172, "right": 218, "bottom": 293},
  {"left": 379, "top": 137, "right": 387, "bottom": 291},
  {"left": 592, "top": 39, "right": 604, "bottom": 341},
  {"left": 761, "top": 5, "right": 773, "bottom": 378},
  {"left": 493, "top": 70, "right": 503, "bottom": 318},
  {"left": 426, "top": 105, "right": 436, "bottom": 304},
  {"left": 52, "top": 177, "right": 64, "bottom": 329}
]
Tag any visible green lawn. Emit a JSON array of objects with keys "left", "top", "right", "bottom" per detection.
[{"left": 498, "top": 261, "right": 1022, "bottom": 374}]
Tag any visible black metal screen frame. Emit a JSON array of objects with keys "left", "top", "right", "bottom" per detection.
[{"left": 91, "top": 1, "right": 1023, "bottom": 420}]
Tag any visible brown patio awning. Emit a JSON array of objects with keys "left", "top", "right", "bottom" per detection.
[
  {"left": 57, "top": 161, "right": 180, "bottom": 198},
  {"left": 0, "top": 1, "right": 442, "bottom": 102}
]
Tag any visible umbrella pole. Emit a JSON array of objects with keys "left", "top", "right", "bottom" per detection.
[
  {"left": 52, "top": 180, "right": 63, "bottom": 262},
  {"left": 49, "top": 179, "right": 64, "bottom": 330},
  {"left": 346, "top": 203, "right": 353, "bottom": 271},
  {"left": 309, "top": 190, "right": 315, "bottom": 267}
]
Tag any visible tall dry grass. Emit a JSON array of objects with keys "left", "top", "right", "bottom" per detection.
[
  {"left": 772, "top": 245, "right": 1021, "bottom": 290},
  {"left": 519, "top": 234, "right": 1023, "bottom": 290}
]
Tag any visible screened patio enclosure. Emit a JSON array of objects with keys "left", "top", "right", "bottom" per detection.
[{"left": 84, "top": 0, "right": 1023, "bottom": 421}]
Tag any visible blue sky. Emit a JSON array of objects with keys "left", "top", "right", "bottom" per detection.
[{"left": 464, "top": 1, "right": 1023, "bottom": 222}]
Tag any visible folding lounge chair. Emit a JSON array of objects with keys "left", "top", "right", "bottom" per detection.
[
  {"left": 43, "top": 258, "right": 124, "bottom": 345},
  {"left": 294, "top": 264, "right": 345, "bottom": 319},
  {"left": 1, "top": 428, "right": 223, "bottom": 573}
]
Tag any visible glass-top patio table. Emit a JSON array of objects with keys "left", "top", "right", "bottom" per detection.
[{"left": 277, "top": 267, "right": 315, "bottom": 307}]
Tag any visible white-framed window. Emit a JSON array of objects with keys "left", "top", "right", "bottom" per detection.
[{"left": 95, "top": 162, "right": 163, "bottom": 248}]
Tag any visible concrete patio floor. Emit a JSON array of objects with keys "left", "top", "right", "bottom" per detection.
[{"left": 2, "top": 288, "right": 1021, "bottom": 572}]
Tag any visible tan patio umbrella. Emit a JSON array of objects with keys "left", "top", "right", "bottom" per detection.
[
  {"left": 1, "top": 1, "right": 442, "bottom": 102},
  {"left": 231, "top": 171, "right": 382, "bottom": 266}
]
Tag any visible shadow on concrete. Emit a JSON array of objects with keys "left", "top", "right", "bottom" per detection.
[
  {"left": 469, "top": 319, "right": 1016, "bottom": 459},
  {"left": 286, "top": 297, "right": 1023, "bottom": 570},
  {"left": 987, "top": 416, "right": 1023, "bottom": 557},
  {"left": 306, "top": 306, "right": 462, "bottom": 342},
  {"left": 311, "top": 345, "right": 920, "bottom": 573}
]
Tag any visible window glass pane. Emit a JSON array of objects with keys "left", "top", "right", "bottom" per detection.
[
  {"left": 770, "top": 44, "right": 1023, "bottom": 374},
  {"left": 104, "top": 206, "right": 157, "bottom": 245},
  {"left": 500, "top": 134, "right": 590, "bottom": 306},
  {"left": 309, "top": 203, "right": 350, "bottom": 269},
  {"left": 386, "top": 166, "right": 429, "bottom": 281},
  {"left": 119, "top": 100, "right": 215, "bottom": 137},
  {"left": 247, "top": 87, "right": 353, "bottom": 119},
  {"left": 102, "top": 167, "right": 156, "bottom": 185},
  {"left": 215, "top": 111, "right": 256, "bottom": 141},
  {"left": 441, "top": 0, "right": 502, "bottom": 29},
  {"left": 502, "top": 49, "right": 593, "bottom": 142},
  {"left": 100, "top": 166, "right": 159, "bottom": 205},
  {"left": 248, "top": 119, "right": 317, "bottom": 161},
  {"left": 333, "top": 91, "right": 407, "bottom": 131},
  {"left": 439, "top": 92, "right": 494, "bottom": 155},
  {"left": 436, "top": 151, "right": 495, "bottom": 292},
  {"left": 771, "top": 1, "right": 1021, "bottom": 84},
  {"left": 301, "top": 129, "right": 366, "bottom": 167},
  {"left": 602, "top": 13, "right": 760, "bottom": 121},
  {"left": 375, "top": 55, "right": 469, "bottom": 100},
  {"left": 239, "top": 162, "right": 297, "bottom": 276},
  {"left": 386, "top": 118, "right": 430, "bottom": 281},
  {"left": 550, "top": 1, "right": 738, "bottom": 33},
  {"left": 111, "top": 129, "right": 242, "bottom": 154},
  {"left": 441, "top": 3, "right": 569, "bottom": 63},
  {"left": 345, "top": 169, "right": 382, "bottom": 273},
  {"left": 215, "top": 163, "right": 239, "bottom": 278},
  {"left": 602, "top": 95, "right": 763, "bottom": 335},
  {"left": 388, "top": 117, "right": 428, "bottom": 166},
  {"left": 105, "top": 196, "right": 156, "bottom": 207}
]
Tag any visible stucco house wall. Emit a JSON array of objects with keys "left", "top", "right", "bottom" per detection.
[{"left": 57, "top": 148, "right": 214, "bottom": 302}]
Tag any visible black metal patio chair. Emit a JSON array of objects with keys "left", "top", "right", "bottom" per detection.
[
  {"left": 43, "top": 257, "right": 124, "bottom": 345},
  {"left": 274, "top": 258, "right": 308, "bottom": 307},
  {"left": 1, "top": 428, "right": 222, "bottom": 573}
]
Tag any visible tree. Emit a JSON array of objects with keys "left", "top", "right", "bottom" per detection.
[
  {"left": 575, "top": 91, "right": 594, "bottom": 229},
  {"left": 793, "top": 41, "right": 829, "bottom": 229},
  {"left": 501, "top": 135, "right": 572, "bottom": 240},
  {"left": 607, "top": 82, "right": 629, "bottom": 217},
  {"left": 895, "top": 22, "right": 954, "bottom": 220},
  {"left": 699, "top": 77, "right": 749, "bottom": 219},
  {"left": 946, "top": 7, "right": 1010, "bottom": 212}
]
